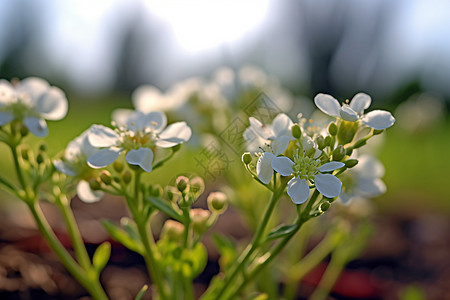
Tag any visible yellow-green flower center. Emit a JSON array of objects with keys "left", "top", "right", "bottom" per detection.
[{"left": 292, "top": 153, "right": 320, "bottom": 180}]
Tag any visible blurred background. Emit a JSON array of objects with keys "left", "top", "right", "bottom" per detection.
[{"left": 0, "top": 0, "right": 449, "bottom": 299}]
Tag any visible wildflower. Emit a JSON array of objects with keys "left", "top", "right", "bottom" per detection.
[
  {"left": 314, "top": 93, "right": 395, "bottom": 130},
  {"left": 339, "top": 154, "right": 386, "bottom": 204},
  {"left": 86, "top": 111, "right": 191, "bottom": 172},
  {"left": 0, "top": 77, "right": 68, "bottom": 137},
  {"left": 243, "top": 113, "right": 294, "bottom": 184},
  {"left": 53, "top": 127, "right": 103, "bottom": 203},
  {"left": 271, "top": 153, "right": 344, "bottom": 204}
]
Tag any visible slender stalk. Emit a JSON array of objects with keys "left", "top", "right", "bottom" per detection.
[
  {"left": 308, "top": 251, "right": 346, "bottom": 300},
  {"left": 28, "top": 202, "right": 108, "bottom": 300},
  {"left": 56, "top": 194, "right": 92, "bottom": 270},
  {"left": 213, "top": 174, "right": 282, "bottom": 300},
  {"left": 227, "top": 189, "right": 321, "bottom": 299},
  {"left": 10, "top": 144, "right": 27, "bottom": 194}
]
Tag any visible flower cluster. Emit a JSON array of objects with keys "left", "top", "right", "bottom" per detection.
[{"left": 244, "top": 92, "right": 394, "bottom": 205}]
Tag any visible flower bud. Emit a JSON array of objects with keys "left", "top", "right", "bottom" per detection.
[
  {"left": 100, "top": 170, "right": 112, "bottom": 185},
  {"left": 324, "top": 136, "right": 332, "bottom": 147},
  {"left": 160, "top": 220, "right": 185, "bottom": 241},
  {"left": 113, "top": 161, "right": 124, "bottom": 173},
  {"left": 207, "top": 192, "right": 228, "bottom": 215},
  {"left": 176, "top": 176, "right": 189, "bottom": 193},
  {"left": 332, "top": 145, "right": 346, "bottom": 161},
  {"left": 345, "top": 147, "right": 353, "bottom": 157},
  {"left": 89, "top": 178, "right": 102, "bottom": 191},
  {"left": 190, "top": 209, "right": 211, "bottom": 233},
  {"left": 344, "top": 159, "right": 358, "bottom": 168},
  {"left": 320, "top": 201, "right": 331, "bottom": 212},
  {"left": 122, "top": 170, "right": 132, "bottom": 184},
  {"left": 242, "top": 152, "right": 252, "bottom": 165},
  {"left": 353, "top": 139, "right": 367, "bottom": 149},
  {"left": 149, "top": 184, "right": 163, "bottom": 197},
  {"left": 373, "top": 129, "right": 384, "bottom": 135},
  {"left": 291, "top": 124, "right": 302, "bottom": 139},
  {"left": 315, "top": 135, "right": 326, "bottom": 150},
  {"left": 20, "top": 124, "right": 29, "bottom": 137},
  {"left": 328, "top": 122, "right": 338, "bottom": 136},
  {"left": 166, "top": 186, "right": 182, "bottom": 203},
  {"left": 172, "top": 144, "right": 182, "bottom": 153},
  {"left": 39, "top": 143, "right": 47, "bottom": 152},
  {"left": 36, "top": 153, "right": 45, "bottom": 165},
  {"left": 189, "top": 176, "right": 205, "bottom": 197},
  {"left": 21, "top": 148, "right": 30, "bottom": 161}
]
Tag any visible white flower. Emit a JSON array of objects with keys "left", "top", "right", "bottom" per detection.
[
  {"left": 86, "top": 111, "right": 191, "bottom": 172},
  {"left": 271, "top": 153, "right": 344, "bottom": 204},
  {"left": 339, "top": 155, "right": 386, "bottom": 204},
  {"left": 0, "top": 77, "right": 68, "bottom": 137},
  {"left": 314, "top": 93, "right": 395, "bottom": 130},
  {"left": 53, "top": 127, "right": 103, "bottom": 203},
  {"left": 243, "top": 113, "right": 294, "bottom": 184}
]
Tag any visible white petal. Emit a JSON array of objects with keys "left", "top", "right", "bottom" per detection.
[
  {"left": 357, "top": 178, "right": 386, "bottom": 197},
  {"left": 53, "top": 159, "right": 77, "bottom": 176},
  {"left": 287, "top": 177, "right": 310, "bottom": 204},
  {"left": 88, "top": 125, "right": 120, "bottom": 147},
  {"left": 243, "top": 127, "right": 265, "bottom": 152},
  {"left": 0, "top": 80, "right": 17, "bottom": 106},
  {"left": 339, "top": 105, "right": 359, "bottom": 122},
  {"left": 144, "top": 111, "right": 167, "bottom": 133},
  {"left": 301, "top": 136, "right": 315, "bottom": 152},
  {"left": 77, "top": 180, "right": 103, "bottom": 203},
  {"left": 350, "top": 93, "right": 371, "bottom": 115},
  {"left": 156, "top": 121, "right": 192, "bottom": 148},
  {"left": 256, "top": 152, "right": 275, "bottom": 184},
  {"left": 132, "top": 85, "right": 165, "bottom": 113},
  {"left": 0, "top": 111, "right": 14, "bottom": 125},
  {"left": 361, "top": 110, "right": 395, "bottom": 130},
  {"left": 24, "top": 117, "right": 48, "bottom": 137},
  {"left": 17, "top": 77, "right": 49, "bottom": 105},
  {"left": 35, "top": 87, "right": 68, "bottom": 120},
  {"left": 271, "top": 156, "right": 294, "bottom": 176},
  {"left": 125, "top": 147, "right": 154, "bottom": 172},
  {"left": 249, "top": 117, "right": 273, "bottom": 140},
  {"left": 318, "top": 161, "right": 345, "bottom": 172},
  {"left": 272, "top": 113, "right": 293, "bottom": 137},
  {"left": 272, "top": 135, "right": 291, "bottom": 156},
  {"left": 111, "top": 108, "right": 133, "bottom": 127},
  {"left": 354, "top": 155, "right": 385, "bottom": 178},
  {"left": 314, "top": 94, "right": 341, "bottom": 117},
  {"left": 338, "top": 192, "right": 354, "bottom": 205},
  {"left": 315, "top": 173, "right": 342, "bottom": 198},
  {"left": 312, "top": 148, "right": 322, "bottom": 159},
  {"left": 87, "top": 148, "right": 121, "bottom": 168}
]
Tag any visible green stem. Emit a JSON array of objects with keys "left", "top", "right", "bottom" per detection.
[
  {"left": 56, "top": 194, "right": 92, "bottom": 271},
  {"left": 28, "top": 202, "right": 108, "bottom": 300},
  {"left": 308, "top": 251, "right": 346, "bottom": 300},
  {"left": 10, "top": 144, "right": 27, "bottom": 194},
  {"left": 0, "top": 175, "right": 19, "bottom": 197},
  {"left": 228, "top": 189, "right": 321, "bottom": 299},
  {"left": 213, "top": 175, "right": 282, "bottom": 300}
]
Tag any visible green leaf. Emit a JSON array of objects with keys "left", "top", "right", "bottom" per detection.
[
  {"left": 102, "top": 219, "right": 145, "bottom": 255},
  {"left": 92, "top": 241, "right": 111, "bottom": 274},
  {"left": 266, "top": 224, "right": 298, "bottom": 241},
  {"left": 147, "top": 196, "right": 183, "bottom": 221},
  {"left": 134, "top": 284, "right": 148, "bottom": 300}
]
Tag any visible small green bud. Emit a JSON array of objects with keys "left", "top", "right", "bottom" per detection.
[
  {"left": 345, "top": 147, "right": 353, "bottom": 156},
  {"left": 161, "top": 220, "right": 184, "bottom": 241},
  {"left": 89, "top": 178, "right": 102, "bottom": 191},
  {"left": 21, "top": 148, "right": 30, "bottom": 161},
  {"left": 324, "top": 136, "right": 332, "bottom": 147},
  {"left": 344, "top": 159, "right": 358, "bottom": 168},
  {"left": 113, "top": 176, "right": 121, "bottom": 183},
  {"left": 149, "top": 184, "right": 163, "bottom": 197},
  {"left": 332, "top": 145, "right": 346, "bottom": 161},
  {"left": 166, "top": 186, "right": 182, "bottom": 203},
  {"left": 100, "top": 170, "right": 112, "bottom": 185},
  {"left": 20, "top": 124, "right": 29, "bottom": 137},
  {"left": 320, "top": 201, "right": 331, "bottom": 212},
  {"left": 189, "top": 176, "right": 205, "bottom": 197},
  {"left": 190, "top": 209, "right": 211, "bottom": 233},
  {"left": 176, "top": 176, "right": 189, "bottom": 193},
  {"left": 207, "top": 192, "right": 228, "bottom": 215},
  {"left": 315, "top": 135, "right": 326, "bottom": 150},
  {"left": 36, "top": 153, "right": 45, "bottom": 164},
  {"left": 113, "top": 161, "right": 124, "bottom": 173},
  {"left": 39, "top": 143, "right": 47, "bottom": 152},
  {"left": 353, "top": 139, "right": 367, "bottom": 149},
  {"left": 328, "top": 122, "right": 338, "bottom": 136},
  {"left": 291, "top": 124, "right": 302, "bottom": 139},
  {"left": 305, "top": 146, "right": 316, "bottom": 158},
  {"left": 122, "top": 170, "right": 132, "bottom": 184},
  {"left": 242, "top": 152, "right": 252, "bottom": 165},
  {"left": 373, "top": 129, "right": 384, "bottom": 135}
]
